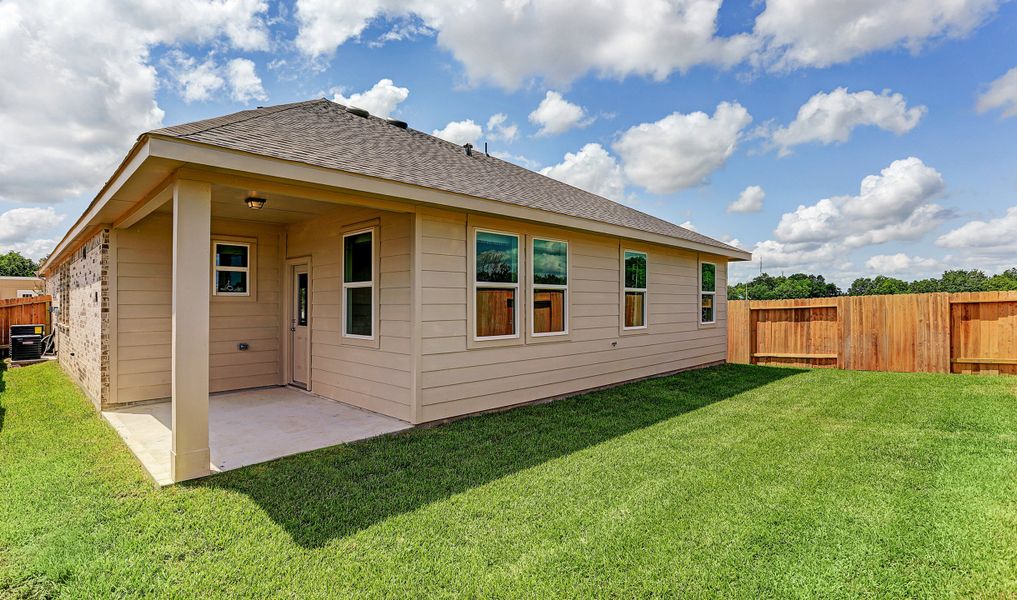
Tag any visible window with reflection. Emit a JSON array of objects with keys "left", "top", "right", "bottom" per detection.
[
  {"left": 343, "top": 230, "right": 374, "bottom": 338},
  {"left": 475, "top": 230, "right": 519, "bottom": 338},
  {"left": 701, "top": 262, "right": 716, "bottom": 324},
  {"left": 532, "top": 238, "right": 567, "bottom": 335},
  {"left": 213, "top": 242, "right": 250, "bottom": 296},
  {"left": 623, "top": 250, "right": 647, "bottom": 329}
]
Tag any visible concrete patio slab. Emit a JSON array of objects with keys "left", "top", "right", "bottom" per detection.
[{"left": 103, "top": 386, "right": 412, "bottom": 485}]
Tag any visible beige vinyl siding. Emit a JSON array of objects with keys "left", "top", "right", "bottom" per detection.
[
  {"left": 115, "top": 212, "right": 284, "bottom": 405},
  {"left": 418, "top": 208, "right": 728, "bottom": 422},
  {"left": 286, "top": 207, "right": 413, "bottom": 421}
]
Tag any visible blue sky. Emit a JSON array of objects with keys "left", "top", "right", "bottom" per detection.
[{"left": 2, "top": 0, "right": 1016, "bottom": 287}]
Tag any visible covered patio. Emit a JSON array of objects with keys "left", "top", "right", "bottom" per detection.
[
  {"left": 104, "top": 167, "right": 417, "bottom": 484},
  {"left": 103, "top": 386, "right": 411, "bottom": 485}
]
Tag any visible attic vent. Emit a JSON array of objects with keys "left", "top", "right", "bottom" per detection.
[
  {"left": 385, "top": 118, "right": 408, "bottom": 129},
  {"left": 463, "top": 143, "right": 473, "bottom": 157},
  {"left": 346, "top": 106, "right": 370, "bottom": 118}
]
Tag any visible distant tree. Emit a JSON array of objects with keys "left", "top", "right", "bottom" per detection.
[
  {"left": 0, "top": 251, "right": 38, "bottom": 277},
  {"left": 986, "top": 268, "right": 1017, "bottom": 291},
  {"left": 907, "top": 278, "right": 941, "bottom": 294},
  {"left": 937, "top": 269, "right": 988, "bottom": 293},
  {"left": 848, "top": 275, "right": 909, "bottom": 296},
  {"left": 729, "top": 273, "right": 840, "bottom": 300}
]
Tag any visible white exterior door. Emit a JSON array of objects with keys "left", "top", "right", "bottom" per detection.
[{"left": 291, "top": 266, "right": 310, "bottom": 387}]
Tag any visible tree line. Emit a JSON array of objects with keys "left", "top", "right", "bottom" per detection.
[{"left": 728, "top": 268, "right": 1017, "bottom": 300}]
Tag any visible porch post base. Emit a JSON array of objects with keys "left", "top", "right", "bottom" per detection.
[{"left": 171, "top": 448, "right": 211, "bottom": 482}]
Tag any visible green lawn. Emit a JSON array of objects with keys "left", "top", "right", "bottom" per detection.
[{"left": 2, "top": 362, "right": 1017, "bottom": 598}]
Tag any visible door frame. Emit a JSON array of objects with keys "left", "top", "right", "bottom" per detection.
[{"left": 283, "top": 256, "right": 312, "bottom": 389}]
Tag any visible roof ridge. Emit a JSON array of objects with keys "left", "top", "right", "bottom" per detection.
[
  {"left": 152, "top": 99, "right": 325, "bottom": 139},
  {"left": 146, "top": 99, "right": 746, "bottom": 256}
]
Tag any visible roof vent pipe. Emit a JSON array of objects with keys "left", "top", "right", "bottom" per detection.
[{"left": 463, "top": 143, "right": 473, "bottom": 157}]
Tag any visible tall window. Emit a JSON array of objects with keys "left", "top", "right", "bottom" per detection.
[
  {"left": 213, "top": 242, "right": 251, "bottom": 296},
  {"left": 474, "top": 230, "right": 519, "bottom": 339},
  {"left": 701, "top": 262, "right": 716, "bottom": 324},
  {"left": 343, "top": 229, "right": 374, "bottom": 338},
  {"left": 532, "top": 238, "right": 568, "bottom": 336},
  {"left": 623, "top": 250, "right": 647, "bottom": 329}
]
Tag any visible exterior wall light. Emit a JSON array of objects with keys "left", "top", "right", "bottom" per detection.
[{"left": 245, "top": 196, "right": 267, "bottom": 210}]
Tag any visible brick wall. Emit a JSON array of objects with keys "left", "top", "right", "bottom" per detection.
[{"left": 49, "top": 230, "right": 110, "bottom": 408}]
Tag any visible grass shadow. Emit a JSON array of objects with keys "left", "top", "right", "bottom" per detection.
[{"left": 195, "top": 364, "right": 802, "bottom": 547}]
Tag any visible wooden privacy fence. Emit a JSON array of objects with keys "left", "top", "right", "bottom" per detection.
[
  {"left": 0, "top": 295, "right": 51, "bottom": 349},
  {"left": 728, "top": 291, "right": 1017, "bottom": 375}
]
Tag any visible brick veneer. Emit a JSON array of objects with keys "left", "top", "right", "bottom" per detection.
[{"left": 47, "top": 229, "right": 110, "bottom": 408}]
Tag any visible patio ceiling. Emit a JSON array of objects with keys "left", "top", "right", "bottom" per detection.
[{"left": 152, "top": 183, "right": 348, "bottom": 224}]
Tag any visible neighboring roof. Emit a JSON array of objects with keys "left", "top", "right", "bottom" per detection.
[
  {"left": 0, "top": 276, "right": 42, "bottom": 281},
  {"left": 151, "top": 99, "right": 742, "bottom": 255}
]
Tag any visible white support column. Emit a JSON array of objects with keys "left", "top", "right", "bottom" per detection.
[{"left": 170, "top": 179, "right": 211, "bottom": 482}]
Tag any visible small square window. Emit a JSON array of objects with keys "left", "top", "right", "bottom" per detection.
[{"left": 212, "top": 242, "right": 251, "bottom": 297}]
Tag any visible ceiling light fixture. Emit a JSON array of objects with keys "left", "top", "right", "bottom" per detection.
[{"left": 245, "top": 196, "right": 267, "bottom": 210}]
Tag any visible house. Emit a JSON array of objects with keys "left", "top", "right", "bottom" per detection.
[
  {"left": 39, "top": 99, "right": 750, "bottom": 483},
  {"left": 0, "top": 276, "right": 43, "bottom": 299}
]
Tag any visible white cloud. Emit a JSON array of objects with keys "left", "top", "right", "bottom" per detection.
[
  {"left": 226, "top": 58, "right": 267, "bottom": 103},
  {"left": 165, "top": 53, "right": 268, "bottom": 104},
  {"left": 2, "top": 238, "right": 58, "bottom": 260},
  {"left": 865, "top": 253, "right": 941, "bottom": 273},
  {"left": 295, "top": 0, "right": 754, "bottom": 89},
  {"left": 0, "top": 0, "right": 270, "bottom": 204},
  {"left": 165, "top": 52, "right": 225, "bottom": 103},
  {"left": 679, "top": 220, "right": 697, "bottom": 232},
  {"left": 750, "top": 158, "right": 949, "bottom": 274},
  {"left": 937, "top": 205, "right": 1017, "bottom": 253},
  {"left": 753, "top": 0, "right": 1001, "bottom": 70},
  {"left": 750, "top": 239, "right": 843, "bottom": 271},
  {"left": 614, "top": 102, "right": 752, "bottom": 194},
  {"left": 770, "top": 88, "right": 926, "bottom": 155},
  {"left": 775, "top": 157, "right": 946, "bottom": 248},
  {"left": 539, "top": 143, "right": 626, "bottom": 202},
  {"left": 432, "top": 119, "right": 483, "bottom": 146},
  {"left": 332, "top": 78, "right": 409, "bottom": 118},
  {"left": 0, "top": 207, "right": 63, "bottom": 243},
  {"left": 976, "top": 67, "right": 1017, "bottom": 118},
  {"left": 486, "top": 113, "right": 519, "bottom": 143},
  {"left": 0, "top": 207, "right": 64, "bottom": 259},
  {"left": 529, "top": 91, "right": 588, "bottom": 136},
  {"left": 728, "top": 185, "right": 765, "bottom": 213},
  {"left": 720, "top": 235, "right": 743, "bottom": 249}
]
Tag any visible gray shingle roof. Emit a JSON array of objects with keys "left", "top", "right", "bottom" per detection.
[{"left": 151, "top": 99, "right": 740, "bottom": 253}]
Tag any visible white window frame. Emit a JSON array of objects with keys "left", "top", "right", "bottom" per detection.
[
  {"left": 623, "top": 249, "right": 648, "bottom": 330},
  {"left": 530, "top": 237, "right": 569, "bottom": 337},
  {"left": 700, "top": 260, "right": 717, "bottom": 325},
  {"left": 342, "top": 227, "right": 376, "bottom": 340},
  {"left": 473, "top": 228, "right": 521, "bottom": 341},
  {"left": 212, "top": 241, "right": 252, "bottom": 297}
]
